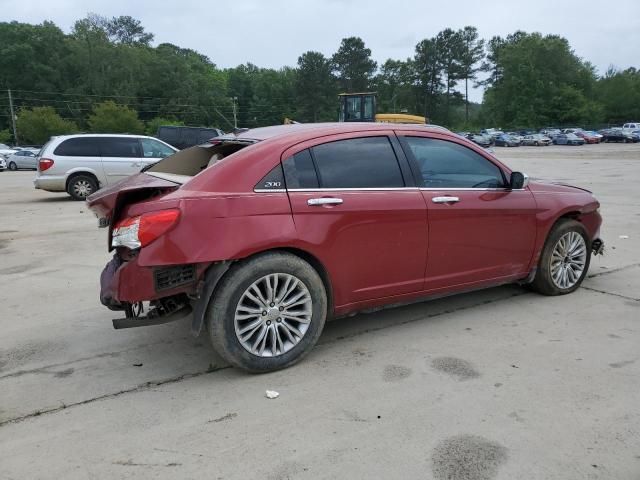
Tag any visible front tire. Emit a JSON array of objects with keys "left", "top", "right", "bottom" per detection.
[
  {"left": 8, "top": 161, "right": 17, "bottom": 171},
  {"left": 208, "top": 252, "right": 327, "bottom": 372},
  {"left": 531, "top": 219, "right": 590, "bottom": 296}
]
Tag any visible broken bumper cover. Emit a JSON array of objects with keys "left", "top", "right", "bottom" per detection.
[{"left": 100, "top": 253, "right": 204, "bottom": 328}]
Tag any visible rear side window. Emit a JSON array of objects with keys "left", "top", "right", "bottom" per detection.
[
  {"left": 53, "top": 138, "right": 100, "bottom": 157},
  {"left": 283, "top": 149, "right": 319, "bottom": 189},
  {"left": 311, "top": 136, "right": 404, "bottom": 189},
  {"left": 99, "top": 137, "right": 142, "bottom": 157},
  {"left": 404, "top": 137, "right": 506, "bottom": 189}
]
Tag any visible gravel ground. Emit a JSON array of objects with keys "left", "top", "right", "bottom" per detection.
[{"left": 0, "top": 143, "right": 639, "bottom": 479}]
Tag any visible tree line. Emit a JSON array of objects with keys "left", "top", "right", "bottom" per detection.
[{"left": 1, "top": 15, "right": 639, "bottom": 144}]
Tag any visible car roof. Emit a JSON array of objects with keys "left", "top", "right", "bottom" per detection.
[
  {"left": 53, "top": 133, "right": 159, "bottom": 139},
  {"left": 219, "top": 122, "right": 450, "bottom": 143}
]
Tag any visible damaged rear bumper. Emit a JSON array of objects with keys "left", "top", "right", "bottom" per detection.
[{"left": 100, "top": 252, "right": 204, "bottom": 329}]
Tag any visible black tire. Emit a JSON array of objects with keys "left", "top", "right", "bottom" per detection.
[
  {"left": 67, "top": 174, "right": 98, "bottom": 201},
  {"left": 8, "top": 161, "right": 17, "bottom": 171},
  {"left": 530, "top": 219, "right": 591, "bottom": 296},
  {"left": 207, "top": 252, "right": 327, "bottom": 372}
]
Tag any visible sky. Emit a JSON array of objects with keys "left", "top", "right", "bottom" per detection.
[{"left": 3, "top": 0, "right": 639, "bottom": 103}]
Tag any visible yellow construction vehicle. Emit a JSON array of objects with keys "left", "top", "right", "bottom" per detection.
[{"left": 338, "top": 92, "right": 427, "bottom": 124}]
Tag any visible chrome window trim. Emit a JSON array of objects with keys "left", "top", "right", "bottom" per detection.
[
  {"left": 286, "top": 187, "right": 419, "bottom": 192},
  {"left": 254, "top": 188, "right": 287, "bottom": 193}
]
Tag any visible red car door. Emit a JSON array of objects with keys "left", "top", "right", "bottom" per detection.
[
  {"left": 398, "top": 134, "right": 538, "bottom": 292},
  {"left": 283, "top": 132, "right": 428, "bottom": 309}
]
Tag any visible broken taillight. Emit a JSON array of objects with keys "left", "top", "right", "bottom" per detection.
[{"left": 112, "top": 209, "right": 180, "bottom": 249}]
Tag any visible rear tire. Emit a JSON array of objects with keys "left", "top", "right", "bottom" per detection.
[
  {"left": 8, "top": 161, "right": 17, "bottom": 171},
  {"left": 207, "top": 252, "right": 327, "bottom": 372},
  {"left": 67, "top": 174, "right": 98, "bottom": 201},
  {"left": 531, "top": 219, "right": 591, "bottom": 296}
]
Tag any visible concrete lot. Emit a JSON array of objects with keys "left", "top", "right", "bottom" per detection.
[{"left": 0, "top": 143, "right": 638, "bottom": 479}]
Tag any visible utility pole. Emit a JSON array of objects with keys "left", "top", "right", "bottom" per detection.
[
  {"left": 8, "top": 89, "right": 18, "bottom": 146},
  {"left": 232, "top": 97, "right": 238, "bottom": 129}
]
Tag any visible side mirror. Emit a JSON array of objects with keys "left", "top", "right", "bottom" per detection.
[{"left": 510, "top": 171, "right": 529, "bottom": 190}]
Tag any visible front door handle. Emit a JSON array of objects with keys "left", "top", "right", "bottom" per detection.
[
  {"left": 307, "top": 197, "right": 344, "bottom": 206},
  {"left": 432, "top": 196, "right": 460, "bottom": 204}
]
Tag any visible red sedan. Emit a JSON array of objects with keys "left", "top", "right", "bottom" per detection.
[
  {"left": 88, "top": 123, "right": 604, "bottom": 372},
  {"left": 576, "top": 131, "right": 601, "bottom": 144}
]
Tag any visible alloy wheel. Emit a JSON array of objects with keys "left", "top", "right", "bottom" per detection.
[
  {"left": 234, "top": 273, "right": 313, "bottom": 357},
  {"left": 550, "top": 231, "right": 587, "bottom": 289}
]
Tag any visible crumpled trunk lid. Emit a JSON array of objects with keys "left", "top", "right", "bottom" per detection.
[{"left": 86, "top": 172, "right": 179, "bottom": 228}]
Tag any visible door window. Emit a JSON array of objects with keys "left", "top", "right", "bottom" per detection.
[
  {"left": 403, "top": 137, "right": 506, "bottom": 189},
  {"left": 283, "top": 149, "right": 319, "bottom": 189},
  {"left": 311, "top": 136, "right": 404, "bottom": 189},
  {"left": 140, "top": 138, "right": 176, "bottom": 158},
  {"left": 53, "top": 138, "right": 100, "bottom": 156},
  {"left": 99, "top": 137, "right": 142, "bottom": 158}
]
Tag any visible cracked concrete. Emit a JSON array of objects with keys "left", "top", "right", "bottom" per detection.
[{"left": 1, "top": 143, "right": 639, "bottom": 479}]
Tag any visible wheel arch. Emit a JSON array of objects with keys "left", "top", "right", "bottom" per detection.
[
  {"left": 191, "top": 247, "right": 334, "bottom": 337},
  {"left": 65, "top": 170, "right": 100, "bottom": 192}
]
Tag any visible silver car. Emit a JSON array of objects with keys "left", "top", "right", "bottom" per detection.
[
  {"left": 6, "top": 150, "right": 39, "bottom": 170},
  {"left": 34, "top": 134, "right": 178, "bottom": 200}
]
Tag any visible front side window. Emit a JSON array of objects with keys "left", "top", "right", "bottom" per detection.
[
  {"left": 404, "top": 137, "right": 506, "bottom": 189},
  {"left": 100, "top": 137, "right": 141, "bottom": 158},
  {"left": 140, "top": 138, "right": 175, "bottom": 158},
  {"left": 311, "top": 136, "right": 404, "bottom": 189}
]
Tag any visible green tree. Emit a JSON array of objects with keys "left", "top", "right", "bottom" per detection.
[
  {"left": 414, "top": 38, "right": 443, "bottom": 121},
  {"left": 16, "top": 107, "right": 77, "bottom": 144},
  {"left": 596, "top": 67, "right": 640, "bottom": 124},
  {"left": 332, "top": 37, "right": 377, "bottom": 92},
  {"left": 87, "top": 101, "right": 144, "bottom": 133},
  {"left": 0, "top": 129, "right": 12, "bottom": 144},
  {"left": 481, "top": 32, "right": 600, "bottom": 127},
  {"left": 105, "top": 16, "right": 154, "bottom": 45},
  {"left": 295, "top": 51, "right": 336, "bottom": 122},
  {"left": 435, "top": 28, "right": 464, "bottom": 125},
  {"left": 458, "top": 26, "right": 485, "bottom": 123},
  {"left": 145, "top": 117, "right": 184, "bottom": 135}
]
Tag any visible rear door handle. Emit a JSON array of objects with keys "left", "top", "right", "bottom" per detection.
[
  {"left": 432, "top": 196, "right": 460, "bottom": 204},
  {"left": 307, "top": 198, "right": 343, "bottom": 206}
]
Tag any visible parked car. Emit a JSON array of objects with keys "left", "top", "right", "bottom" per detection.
[
  {"left": 622, "top": 122, "right": 640, "bottom": 133},
  {"left": 157, "top": 126, "right": 224, "bottom": 150},
  {"left": 481, "top": 128, "right": 504, "bottom": 140},
  {"left": 0, "top": 157, "right": 6, "bottom": 171},
  {"left": 522, "top": 134, "right": 552, "bottom": 146},
  {"left": 540, "top": 128, "right": 562, "bottom": 139},
  {"left": 33, "top": 134, "right": 178, "bottom": 200},
  {"left": 466, "top": 133, "right": 492, "bottom": 148},
  {"left": 562, "top": 128, "right": 583, "bottom": 134},
  {"left": 87, "top": 122, "right": 604, "bottom": 372},
  {"left": 0, "top": 143, "right": 17, "bottom": 159},
  {"left": 553, "top": 133, "right": 585, "bottom": 146},
  {"left": 6, "top": 149, "right": 39, "bottom": 170},
  {"left": 494, "top": 134, "right": 521, "bottom": 147},
  {"left": 506, "top": 132, "right": 524, "bottom": 143},
  {"left": 631, "top": 131, "right": 640, "bottom": 142},
  {"left": 575, "top": 131, "right": 601, "bottom": 144},
  {"left": 599, "top": 129, "right": 636, "bottom": 143}
]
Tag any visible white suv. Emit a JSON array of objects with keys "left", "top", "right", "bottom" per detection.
[{"left": 34, "top": 134, "right": 177, "bottom": 200}]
